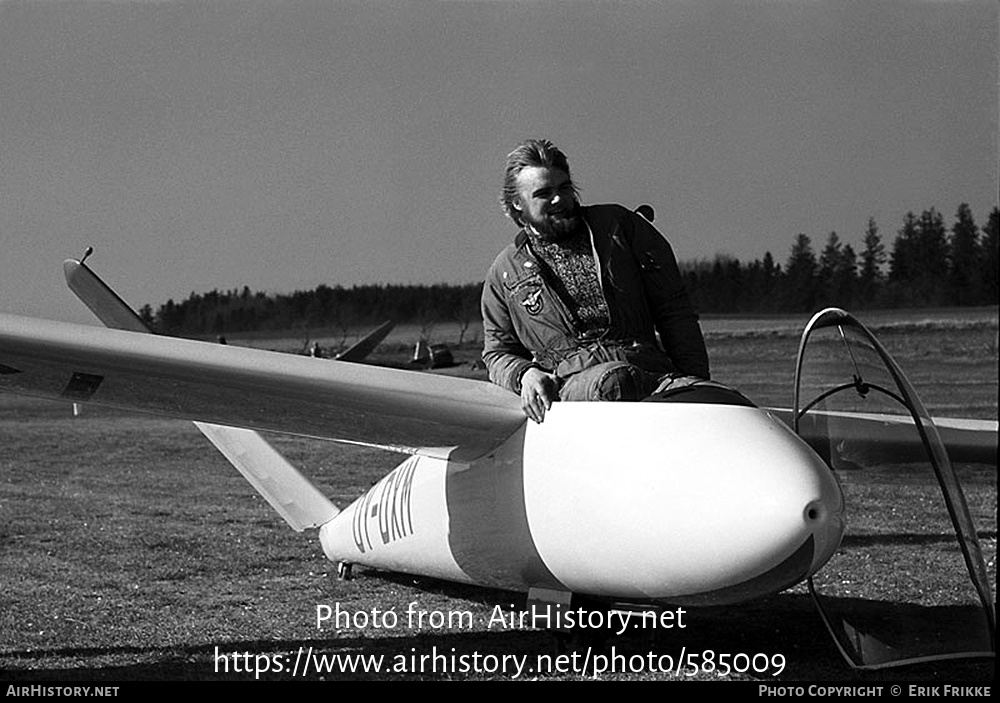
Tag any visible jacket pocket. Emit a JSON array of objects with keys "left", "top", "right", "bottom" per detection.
[{"left": 502, "top": 270, "right": 543, "bottom": 292}]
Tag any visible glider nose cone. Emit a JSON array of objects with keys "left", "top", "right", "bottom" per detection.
[
  {"left": 522, "top": 404, "right": 845, "bottom": 603},
  {"left": 687, "top": 458, "right": 844, "bottom": 605}
]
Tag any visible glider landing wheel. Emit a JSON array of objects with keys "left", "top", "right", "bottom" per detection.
[{"left": 337, "top": 561, "right": 353, "bottom": 581}]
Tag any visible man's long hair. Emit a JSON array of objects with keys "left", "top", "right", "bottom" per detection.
[{"left": 500, "top": 139, "right": 578, "bottom": 227}]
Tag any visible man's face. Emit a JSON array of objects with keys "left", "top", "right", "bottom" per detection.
[{"left": 512, "top": 166, "right": 581, "bottom": 241}]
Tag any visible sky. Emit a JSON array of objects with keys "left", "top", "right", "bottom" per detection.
[{"left": 1, "top": 0, "right": 997, "bottom": 324}]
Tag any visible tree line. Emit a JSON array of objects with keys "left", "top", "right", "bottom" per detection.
[
  {"left": 683, "top": 204, "right": 997, "bottom": 314},
  {"left": 143, "top": 203, "right": 997, "bottom": 337},
  {"left": 141, "top": 282, "right": 484, "bottom": 340}
]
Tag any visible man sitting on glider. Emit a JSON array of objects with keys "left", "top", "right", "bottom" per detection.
[{"left": 482, "top": 138, "right": 713, "bottom": 423}]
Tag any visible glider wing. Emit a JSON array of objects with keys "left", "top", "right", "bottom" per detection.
[{"left": 0, "top": 313, "right": 525, "bottom": 461}]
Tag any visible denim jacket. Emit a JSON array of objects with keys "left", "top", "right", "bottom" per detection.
[{"left": 481, "top": 204, "right": 710, "bottom": 393}]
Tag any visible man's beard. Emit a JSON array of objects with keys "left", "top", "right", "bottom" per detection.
[{"left": 524, "top": 203, "right": 582, "bottom": 243}]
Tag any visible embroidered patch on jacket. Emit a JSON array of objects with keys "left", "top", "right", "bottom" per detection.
[{"left": 520, "top": 288, "right": 544, "bottom": 315}]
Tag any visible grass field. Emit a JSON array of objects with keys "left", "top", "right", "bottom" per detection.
[
  {"left": 0, "top": 308, "right": 995, "bottom": 681},
  {"left": 239, "top": 307, "right": 999, "bottom": 419}
]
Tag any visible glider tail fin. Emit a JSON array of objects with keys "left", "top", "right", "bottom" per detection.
[
  {"left": 63, "top": 254, "right": 339, "bottom": 531},
  {"left": 335, "top": 320, "right": 395, "bottom": 361},
  {"left": 64, "top": 258, "right": 152, "bottom": 332}
]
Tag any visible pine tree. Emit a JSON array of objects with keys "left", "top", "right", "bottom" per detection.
[
  {"left": 889, "top": 210, "right": 949, "bottom": 306},
  {"left": 948, "top": 203, "right": 979, "bottom": 306},
  {"left": 889, "top": 212, "right": 918, "bottom": 286},
  {"left": 979, "top": 207, "right": 998, "bottom": 305},
  {"left": 836, "top": 243, "right": 858, "bottom": 308},
  {"left": 859, "top": 217, "right": 886, "bottom": 305},
  {"left": 915, "top": 208, "right": 949, "bottom": 305},
  {"left": 782, "top": 234, "right": 818, "bottom": 311},
  {"left": 818, "top": 232, "right": 842, "bottom": 306}
]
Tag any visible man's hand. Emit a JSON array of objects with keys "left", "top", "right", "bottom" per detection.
[{"left": 520, "top": 367, "right": 559, "bottom": 423}]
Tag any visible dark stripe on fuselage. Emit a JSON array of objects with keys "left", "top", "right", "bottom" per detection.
[{"left": 445, "top": 426, "right": 564, "bottom": 592}]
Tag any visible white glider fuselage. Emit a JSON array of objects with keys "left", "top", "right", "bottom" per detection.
[{"left": 321, "top": 402, "right": 845, "bottom": 605}]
